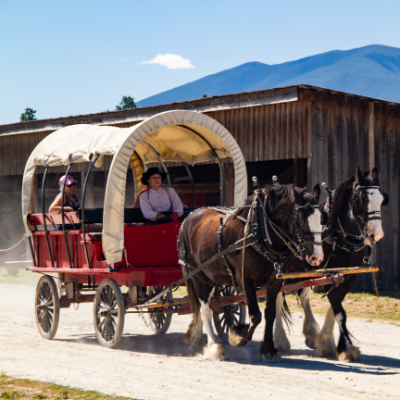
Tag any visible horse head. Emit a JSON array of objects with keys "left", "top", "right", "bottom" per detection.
[
  {"left": 266, "top": 184, "right": 324, "bottom": 267},
  {"left": 353, "top": 166, "right": 389, "bottom": 244}
]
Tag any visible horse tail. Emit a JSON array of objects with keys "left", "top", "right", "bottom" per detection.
[{"left": 281, "top": 294, "right": 293, "bottom": 332}]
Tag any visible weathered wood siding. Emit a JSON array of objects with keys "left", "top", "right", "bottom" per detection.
[
  {"left": 205, "top": 101, "right": 311, "bottom": 162},
  {"left": 301, "top": 88, "right": 400, "bottom": 290}
]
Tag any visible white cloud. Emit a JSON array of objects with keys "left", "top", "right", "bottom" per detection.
[
  {"left": 122, "top": 58, "right": 128, "bottom": 61},
  {"left": 140, "top": 53, "right": 194, "bottom": 69}
]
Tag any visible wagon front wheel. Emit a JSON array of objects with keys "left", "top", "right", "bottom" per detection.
[
  {"left": 147, "top": 286, "right": 173, "bottom": 334},
  {"left": 35, "top": 275, "right": 60, "bottom": 340},
  {"left": 93, "top": 279, "right": 125, "bottom": 348}
]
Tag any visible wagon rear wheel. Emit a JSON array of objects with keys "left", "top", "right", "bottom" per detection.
[
  {"left": 35, "top": 275, "right": 60, "bottom": 340},
  {"left": 93, "top": 278, "right": 125, "bottom": 348},
  {"left": 212, "top": 287, "right": 246, "bottom": 343},
  {"left": 147, "top": 286, "right": 173, "bottom": 334}
]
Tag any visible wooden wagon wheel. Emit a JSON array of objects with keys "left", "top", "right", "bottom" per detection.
[
  {"left": 147, "top": 286, "right": 173, "bottom": 334},
  {"left": 212, "top": 286, "right": 246, "bottom": 343},
  {"left": 93, "top": 278, "right": 125, "bottom": 348},
  {"left": 34, "top": 275, "right": 60, "bottom": 340}
]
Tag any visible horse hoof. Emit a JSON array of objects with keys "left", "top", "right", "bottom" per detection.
[
  {"left": 228, "top": 324, "right": 249, "bottom": 347},
  {"left": 338, "top": 345, "right": 361, "bottom": 362},
  {"left": 274, "top": 333, "right": 291, "bottom": 354},
  {"left": 261, "top": 351, "right": 282, "bottom": 363},
  {"left": 305, "top": 337, "right": 317, "bottom": 350},
  {"left": 202, "top": 343, "right": 227, "bottom": 361},
  {"left": 316, "top": 336, "right": 337, "bottom": 357},
  {"left": 304, "top": 323, "right": 320, "bottom": 350}
]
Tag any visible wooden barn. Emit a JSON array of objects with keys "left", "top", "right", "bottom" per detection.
[{"left": 0, "top": 84, "right": 399, "bottom": 290}]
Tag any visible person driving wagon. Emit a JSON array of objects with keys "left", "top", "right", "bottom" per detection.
[{"left": 139, "top": 167, "right": 183, "bottom": 222}]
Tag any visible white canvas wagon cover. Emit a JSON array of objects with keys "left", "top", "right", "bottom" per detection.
[{"left": 22, "top": 110, "right": 247, "bottom": 264}]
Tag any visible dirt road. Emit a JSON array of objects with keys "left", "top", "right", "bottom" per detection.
[{"left": 0, "top": 282, "right": 399, "bottom": 400}]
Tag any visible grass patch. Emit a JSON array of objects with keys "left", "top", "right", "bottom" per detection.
[
  {"left": 0, "top": 374, "right": 141, "bottom": 400},
  {"left": 284, "top": 290, "right": 400, "bottom": 322}
]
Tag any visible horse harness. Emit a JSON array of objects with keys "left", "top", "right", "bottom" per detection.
[{"left": 178, "top": 189, "right": 323, "bottom": 291}]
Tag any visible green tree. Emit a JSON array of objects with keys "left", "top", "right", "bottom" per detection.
[
  {"left": 202, "top": 94, "right": 208, "bottom": 97},
  {"left": 20, "top": 107, "right": 37, "bottom": 121},
  {"left": 116, "top": 96, "right": 136, "bottom": 110}
]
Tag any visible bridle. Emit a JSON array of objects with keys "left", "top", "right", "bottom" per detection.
[
  {"left": 322, "top": 181, "right": 388, "bottom": 253},
  {"left": 252, "top": 187, "right": 323, "bottom": 262},
  {"left": 353, "top": 185, "right": 383, "bottom": 224},
  {"left": 291, "top": 204, "right": 323, "bottom": 256}
]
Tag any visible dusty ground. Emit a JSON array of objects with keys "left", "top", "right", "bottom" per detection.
[{"left": 0, "top": 271, "right": 399, "bottom": 400}]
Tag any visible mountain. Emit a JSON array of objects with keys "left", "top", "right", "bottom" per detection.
[{"left": 136, "top": 45, "right": 400, "bottom": 107}]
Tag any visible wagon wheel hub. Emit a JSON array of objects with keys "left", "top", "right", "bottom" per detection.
[
  {"left": 98, "top": 308, "right": 112, "bottom": 318},
  {"left": 37, "top": 303, "right": 49, "bottom": 311}
]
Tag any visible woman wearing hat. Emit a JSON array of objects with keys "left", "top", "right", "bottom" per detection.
[
  {"left": 49, "top": 175, "right": 82, "bottom": 230},
  {"left": 139, "top": 168, "right": 183, "bottom": 221}
]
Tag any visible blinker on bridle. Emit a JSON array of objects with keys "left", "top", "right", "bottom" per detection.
[{"left": 354, "top": 185, "right": 385, "bottom": 222}]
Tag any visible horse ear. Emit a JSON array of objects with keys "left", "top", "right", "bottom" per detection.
[
  {"left": 356, "top": 166, "right": 365, "bottom": 186},
  {"left": 372, "top": 166, "right": 379, "bottom": 185},
  {"left": 313, "top": 184, "right": 321, "bottom": 202}
]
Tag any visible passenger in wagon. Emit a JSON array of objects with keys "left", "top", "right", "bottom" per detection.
[
  {"left": 139, "top": 168, "right": 183, "bottom": 222},
  {"left": 49, "top": 175, "right": 82, "bottom": 230}
]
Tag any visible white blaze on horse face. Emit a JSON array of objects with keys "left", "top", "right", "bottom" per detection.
[
  {"left": 365, "top": 189, "right": 384, "bottom": 243},
  {"left": 305, "top": 209, "right": 324, "bottom": 267}
]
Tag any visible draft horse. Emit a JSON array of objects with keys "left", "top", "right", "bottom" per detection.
[
  {"left": 178, "top": 183, "right": 325, "bottom": 361},
  {"left": 274, "top": 167, "right": 389, "bottom": 362}
]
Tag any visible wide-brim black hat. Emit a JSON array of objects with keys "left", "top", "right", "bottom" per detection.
[{"left": 141, "top": 167, "right": 168, "bottom": 185}]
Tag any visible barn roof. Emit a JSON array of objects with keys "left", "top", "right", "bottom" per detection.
[{"left": 1, "top": 84, "right": 399, "bottom": 137}]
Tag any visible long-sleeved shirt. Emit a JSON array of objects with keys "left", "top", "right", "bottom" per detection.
[{"left": 139, "top": 187, "right": 183, "bottom": 221}]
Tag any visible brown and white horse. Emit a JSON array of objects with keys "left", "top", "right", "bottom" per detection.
[
  {"left": 179, "top": 183, "right": 325, "bottom": 361},
  {"left": 274, "top": 167, "right": 389, "bottom": 362}
]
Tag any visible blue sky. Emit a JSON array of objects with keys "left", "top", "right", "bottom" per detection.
[{"left": 1, "top": 0, "right": 400, "bottom": 125}]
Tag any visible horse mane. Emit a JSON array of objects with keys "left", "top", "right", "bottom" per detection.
[{"left": 244, "top": 184, "right": 317, "bottom": 220}]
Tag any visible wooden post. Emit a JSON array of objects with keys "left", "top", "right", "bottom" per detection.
[{"left": 223, "top": 163, "right": 234, "bottom": 206}]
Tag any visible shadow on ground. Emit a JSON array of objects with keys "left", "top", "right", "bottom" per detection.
[{"left": 56, "top": 332, "right": 400, "bottom": 375}]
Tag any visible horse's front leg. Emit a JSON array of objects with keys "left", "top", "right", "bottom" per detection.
[
  {"left": 229, "top": 277, "right": 262, "bottom": 347},
  {"left": 326, "top": 274, "right": 360, "bottom": 362},
  {"left": 274, "top": 293, "right": 291, "bottom": 353},
  {"left": 260, "top": 279, "right": 283, "bottom": 361},
  {"left": 299, "top": 287, "right": 321, "bottom": 350}
]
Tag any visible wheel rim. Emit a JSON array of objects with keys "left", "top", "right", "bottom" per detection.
[
  {"left": 95, "top": 284, "right": 120, "bottom": 342},
  {"left": 36, "top": 281, "right": 55, "bottom": 333}
]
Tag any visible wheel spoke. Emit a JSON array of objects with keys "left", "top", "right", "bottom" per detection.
[{"left": 98, "top": 318, "right": 105, "bottom": 331}]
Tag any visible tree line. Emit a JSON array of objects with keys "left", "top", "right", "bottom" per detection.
[{"left": 19, "top": 96, "right": 137, "bottom": 121}]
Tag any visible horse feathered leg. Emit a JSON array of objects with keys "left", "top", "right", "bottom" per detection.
[
  {"left": 200, "top": 288, "right": 227, "bottom": 361},
  {"left": 315, "top": 306, "right": 336, "bottom": 357},
  {"left": 229, "top": 278, "right": 261, "bottom": 347},
  {"left": 300, "top": 287, "right": 321, "bottom": 350},
  {"left": 184, "top": 278, "right": 205, "bottom": 352},
  {"left": 260, "top": 279, "right": 283, "bottom": 362},
  {"left": 326, "top": 274, "right": 360, "bottom": 362},
  {"left": 274, "top": 293, "right": 291, "bottom": 353}
]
